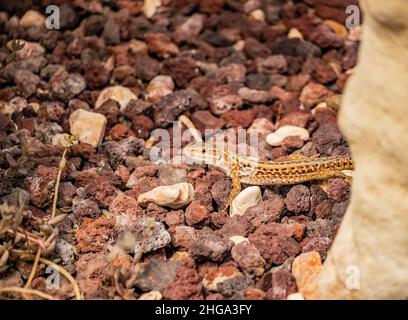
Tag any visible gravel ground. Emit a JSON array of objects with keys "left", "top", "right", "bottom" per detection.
[{"left": 0, "top": 0, "right": 359, "bottom": 300}]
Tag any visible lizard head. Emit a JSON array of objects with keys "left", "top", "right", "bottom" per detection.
[{"left": 182, "top": 142, "right": 227, "bottom": 168}]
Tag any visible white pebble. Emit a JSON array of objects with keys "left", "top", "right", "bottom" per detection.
[
  {"left": 287, "top": 292, "right": 305, "bottom": 300},
  {"left": 266, "top": 125, "right": 310, "bottom": 147},
  {"left": 230, "top": 186, "right": 262, "bottom": 216},
  {"left": 138, "top": 291, "right": 162, "bottom": 300},
  {"left": 137, "top": 182, "right": 194, "bottom": 209},
  {"left": 229, "top": 236, "right": 249, "bottom": 246}
]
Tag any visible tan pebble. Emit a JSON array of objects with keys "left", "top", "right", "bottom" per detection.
[
  {"left": 143, "top": 0, "right": 161, "bottom": 18},
  {"left": 95, "top": 85, "right": 137, "bottom": 112},
  {"left": 233, "top": 40, "right": 245, "bottom": 51},
  {"left": 288, "top": 28, "right": 304, "bottom": 40},
  {"left": 230, "top": 186, "right": 262, "bottom": 216},
  {"left": 145, "top": 75, "right": 174, "bottom": 103},
  {"left": 249, "top": 9, "right": 265, "bottom": 21},
  {"left": 291, "top": 251, "right": 322, "bottom": 300},
  {"left": 138, "top": 291, "right": 162, "bottom": 300},
  {"left": 20, "top": 10, "right": 46, "bottom": 27},
  {"left": 69, "top": 109, "right": 107, "bottom": 148},
  {"left": 266, "top": 126, "right": 309, "bottom": 147},
  {"left": 287, "top": 292, "right": 305, "bottom": 300},
  {"left": 229, "top": 236, "right": 249, "bottom": 246},
  {"left": 137, "top": 182, "right": 194, "bottom": 209},
  {"left": 323, "top": 20, "right": 348, "bottom": 38}
]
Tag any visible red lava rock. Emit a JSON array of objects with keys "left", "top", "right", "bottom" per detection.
[
  {"left": 49, "top": 69, "right": 86, "bottom": 102},
  {"left": 190, "top": 110, "right": 225, "bottom": 134},
  {"left": 14, "top": 69, "right": 40, "bottom": 98},
  {"left": 169, "top": 226, "right": 198, "bottom": 250},
  {"left": 279, "top": 111, "right": 312, "bottom": 128},
  {"left": 133, "top": 259, "right": 180, "bottom": 292},
  {"left": 75, "top": 168, "right": 100, "bottom": 187},
  {"left": 314, "top": 0, "right": 357, "bottom": 24},
  {"left": 309, "top": 25, "right": 343, "bottom": 49},
  {"left": 84, "top": 62, "right": 110, "bottom": 89},
  {"left": 131, "top": 115, "right": 154, "bottom": 139},
  {"left": 0, "top": 114, "right": 16, "bottom": 134},
  {"left": 84, "top": 176, "right": 118, "bottom": 208},
  {"left": 57, "top": 182, "right": 77, "bottom": 207},
  {"left": 73, "top": 199, "right": 101, "bottom": 218},
  {"left": 311, "top": 123, "right": 343, "bottom": 155},
  {"left": 209, "top": 211, "right": 229, "bottom": 229},
  {"left": 40, "top": 101, "right": 66, "bottom": 122},
  {"left": 282, "top": 136, "right": 305, "bottom": 151},
  {"left": 145, "top": 33, "right": 179, "bottom": 57},
  {"left": 163, "top": 267, "right": 203, "bottom": 300},
  {"left": 206, "top": 293, "right": 225, "bottom": 300},
  {"left": 255, "top": 55, "right": 287, "bottom": 74},
  {"left": 300, "top": 82, "right": 334, "bottom": 108},
  {"left": 123, "top": 99, "right": 152, "bottom": 118},
  {"left": 126, "top": 164, "right": 158, "bottom": 188},
  {"left": 313, "top": 107, "right": 338, "bottom": 125},
  {"left": 286, "top": 74, "right": 311, "bottom": 92},
  {"left": 271, "top": 38, "right": 321, "bottom": 58},
  {"left": 210, "top": 178, "right": 231, "bottom": 210},
  {"left": 217, "top": 215, "right": 254, "bottom": 238},
  {"left": 315, "top": 199, "right": 333, "bottom": 219},
  {"left": 165, "top": 210, "right": 185, "bottom": 226},
  {"left": 244, "top": 37, "right": 271, "bottom": 59},
  {"left": 76, "top": 216, "right": 115, "bottom": 253},
  {"left": 25, "top": 165, "right": 59, "bottom": 208},
  {"left": 248, "top": 223, "right": 302, "bottom": 265},
  {"left": 162, "top": 57, "right": 197, "bottom": 88},
  {"left": 244, "top": 198, "right": 285, "bottom": 228},
  {"left": 190, "top": 228, "right": 232, "bottom": 262},
  {"left": 301, "top": 236, "right": 330, "bottom": 260},
  {"left": 71, "top": 143, "right": 96, "bottom": 159},
  {"left": 306, "top": 219, "right": 332, "bottom": 238},
  {"left": 96, "top": 99, "right": 120, "bottom": 126},
  {"left": 153, "top": 90, "right": 193, "bottom": 127},
  {"left": 125, "top": 176, "right": 161, "bottom": 200},
  {"left": 109, "top": 123, "right": 130, "bottom": 141},
  {"left": 285, "top": 185, "right": 311, "bottom": 214},
  {"left": 75, "top": 253, "right": 109, "bottom": 299},
  {"left": 185, "top": 200, "right": 209, "bottom": 226},
  {"left": 221, "top": 109, "right": 255, "bottom": 128},
  {"left": 231, "top": 242, "right": 266, "bottom": 276},
  {"left": 265, "top": 269, "right": 298, "bottom": 300},
  {"left": 108, "top": 193, "right": 143, "bottom": 216},
  {"left": 173, "top": 13, "right": 206, "bottom": 44},
  {"left": 244, "top": 288, "right": 266, "bottom": 300},
  {"left": 327, "top": 178, "right": 350, "bottom": 202}
]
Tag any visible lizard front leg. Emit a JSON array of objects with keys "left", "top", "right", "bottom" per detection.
[{"left": 221, "top": 165, "right": 241, "bottom": 214}]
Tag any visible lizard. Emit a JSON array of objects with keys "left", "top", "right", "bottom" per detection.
[{"left": 182, "top": 142, "right": 353, "bottom": 213}]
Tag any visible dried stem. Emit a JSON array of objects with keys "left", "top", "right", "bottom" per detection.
[
  {"left": 51, "top": 148, "right": 68, "bottom": 219},
  {"left": 25, "top": 247, "right": 41, "bottom": 289},
  {"left": 0, "top": 287, "right": 56, "bottom": 300}
]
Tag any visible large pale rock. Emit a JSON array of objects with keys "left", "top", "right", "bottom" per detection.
[
  {"left": 318, "top": 0, "right": 408, "bottom": 299},
  {"left": 69, "top": 109, "right": 107, "bottom": 147}
]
